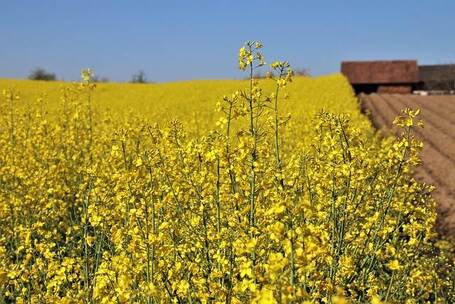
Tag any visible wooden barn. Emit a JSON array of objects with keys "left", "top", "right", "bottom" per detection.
[
  {"left": 341, "top": 60, "right": 419, "bottom": 94},
  {"left": 418, "top": 64, "right": 455, "bottom": 92}
]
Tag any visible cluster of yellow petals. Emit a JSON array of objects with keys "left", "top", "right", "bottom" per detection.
[{"left": 0, "top": 42, "right": 453, "bottom": 303}]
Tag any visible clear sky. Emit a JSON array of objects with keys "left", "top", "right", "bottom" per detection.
[{"left": 1, "top": 0, "right": 454, "bottom": 82}]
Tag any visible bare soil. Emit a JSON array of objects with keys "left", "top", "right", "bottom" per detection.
[{"left": 360, "top": 93, "right": 455, "bottom": 235}]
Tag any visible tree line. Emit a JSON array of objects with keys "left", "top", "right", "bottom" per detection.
[
  {"left": 28, "top": 67, "right": 311, "bottom": 83},
  {"left": 27, "top": 67, "right": 149, "bottom": 83}
]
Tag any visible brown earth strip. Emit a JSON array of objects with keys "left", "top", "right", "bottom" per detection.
[
  {"left": 394, "top": 95, "right": 455, "bottom": 141},
  {"left": 360, "top": 93, "right": 455, "bottom": 235},
  {"left": 359, "top": 93, "right": 389, "bottom": 131},
  {"left": 429, "top": 95, "right": 455, "bottom": 113},
  {"left": 370, "top": 95, "right": 455, "bottom": 192},
  {"left": 379, "top": 94, "right": 455, "bottom": 163}
]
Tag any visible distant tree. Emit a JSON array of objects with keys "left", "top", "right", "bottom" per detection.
[
  {"left": 92, "top": 75, "right": 110, "bottom": 83},
  {"left": 28, "top": 67, "right": 57, "bottom": 81},
  {"left": 294, "top": 67, "right": 311, "bottom": 77},
  {"left": 250, "top": 67, "right": 310, "bottom": 79},
  {"left": 131, "top": 70, "right": 147, "bottom": 83},
  {"left": 253, "top": 70, "right": 271, "bottom": 79}
]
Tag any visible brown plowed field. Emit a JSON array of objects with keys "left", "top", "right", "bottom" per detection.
[{"left": 360, "top": 93, "right": 455, "bottom": 235}]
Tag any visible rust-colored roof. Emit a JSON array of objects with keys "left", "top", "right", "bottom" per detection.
[{"left": 341, "top": 60, "right": 418, "bottom": 84}]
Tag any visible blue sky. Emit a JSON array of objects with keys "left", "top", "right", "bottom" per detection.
[{"left": 1, "top": 0, "right": 454, "bottom": 82}]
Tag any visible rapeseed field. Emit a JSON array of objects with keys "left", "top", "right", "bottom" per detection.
[{"left": 0, "top": 42, "right": 453, "bottom": 303}]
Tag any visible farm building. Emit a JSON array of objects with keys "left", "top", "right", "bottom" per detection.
[
  {"left": 418, "top": 64, "right": 455, "bottom": 91},
  {"left": 341, "top": 60, "right": 419, "bottom": 94},
  {"left": 341, "top": 60, "right": 455, "bottom": 94}
]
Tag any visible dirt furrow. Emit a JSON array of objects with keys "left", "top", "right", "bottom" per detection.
[
  {"left": 414, "top": 165, "right": 455, "bottom": 234},
  {"left": 360, "top": 93, "right": 455, "bottom": 235},
  {"left": 394, "top": 95, "right": 455, "bottom": 141},
  {"left": 431, "top": 95, "right": 455, "bottom": 111},
  {"left": 381, "top": 95, "right": 455, "bottom": 192},
  {"left": 419, "top": 147, "right": 455, "bottom": 192},
  {"left": 380, "top": 94, "right": 455, "bottom": 163},
  {"left": 366, "top": 94, "right": 399, "bottom": 132},
  {"left": 359, "top": 93, "right": 389, "bottom": 132},
  {"left": 412, "top": 95, "right": 455, "bottom": 121},
  {"left": 378, "top": 94, "right": 455, "bottom": 191}
]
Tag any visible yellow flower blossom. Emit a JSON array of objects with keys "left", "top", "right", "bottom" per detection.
[{"left": 0, "top": 41, "right": 451, "bottom": 304}]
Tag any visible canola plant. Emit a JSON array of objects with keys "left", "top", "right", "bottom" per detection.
[{"left": 0, "top": 42, "right": 453, "bottom": 303}]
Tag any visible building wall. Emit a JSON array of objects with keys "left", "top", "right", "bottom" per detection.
[
  {"left": 341, "top": 61, "right": 455, "bottom": 94},
  {"left": 419, "top": 65, "right": 455, "bottom": 91},
  {"left": 351, "top": 84, "right": 379, "bottom": 95},
  {"left": 341, "top": 60, "right": 418, "bottom": 84},
  {"left": 377, "top": 85, "right": 412, "bottom": 94},
  {"left": 352, "top": 84, "right": 412, "bottom": 94},
  {"left": 421, "top": 80, "right": 455, "bottom": 91}
]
